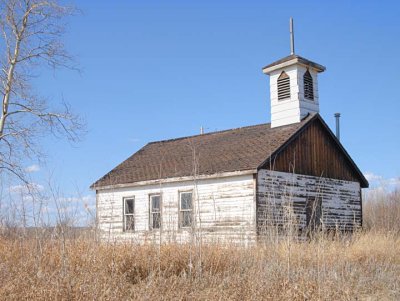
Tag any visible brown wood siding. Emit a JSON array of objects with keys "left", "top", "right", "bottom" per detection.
[
  {"left": 264, "top": 119, "right": 362, "bottom": 183},
  {"left": 257, "top": 170, "right": 362, "bottom": 233}
]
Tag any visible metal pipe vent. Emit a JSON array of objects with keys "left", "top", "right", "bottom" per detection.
[{"left": 334, "top": 113, "right": 341, "bottom": 141}]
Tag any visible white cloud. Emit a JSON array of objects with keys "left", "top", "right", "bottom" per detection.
[
  {"left": 387, "top": 177, "right": 400, "bottom": 186},
  {"left": 38, "top": 194, "right": 96, "bottom": 226},
  {"left": 56, "top": 194, "right": 95, "bottom": 205},
  {"left": 364, "top": 172, "right": 383, "bottom": 182},
  {"left": 9, "top": 183, "right": 44, "bottom": 194},
  {"left": 25, "top": 164, "right": 40, "bottom": 173},
  {"left": 2, "top": 188, "right": 96, "bottom": 227},
  {"left": 363, "top": 171, "right": 400, "bottom": 192}
]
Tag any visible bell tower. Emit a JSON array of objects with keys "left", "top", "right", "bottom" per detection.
[{"left": 262, "top": 18, "right": 326, "bottom": 128}]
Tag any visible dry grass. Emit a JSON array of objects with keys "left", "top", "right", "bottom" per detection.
[
  {"left": 0, "top": 189, "right": 399, "bottom": 300},
  {"left": 364, "top": 189, "right": 400, "bottom": 234},
  {"left": 0, "top": 230, "right": 399, "bottom": 300}
]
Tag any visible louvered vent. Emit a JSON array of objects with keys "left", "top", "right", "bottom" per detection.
[
  {"left": 303, "top": 70, "right": 314, "bottom": 100},
  {"left": 277, "top": 71, "right": 290, "bottom": 100}
]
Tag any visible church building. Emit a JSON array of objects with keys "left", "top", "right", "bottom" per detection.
[{"left": 91, "top": 20, "right": 368, "bottom": 244}]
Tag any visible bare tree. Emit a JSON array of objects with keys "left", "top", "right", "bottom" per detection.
[{"left": 0, "top": 0, "right": 84, "bottom": 181}]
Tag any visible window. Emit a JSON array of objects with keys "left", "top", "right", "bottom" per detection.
[
  {"left": 303, "top": 70, "right": 314, "bottom": 100},
  {"left": 179, "top": 191, "right": 193, "bottom": 228},
  {"left": 149, "top": 194, "right": 161, "bottom": 230},
  {"left": 306, "top": 196, "right": 322, "bottom": 231},
  {"left": 277, "top": 71, "right": 291, "bottom": 100},
  {"left": 123, "top": 197, "right": 135, "bottom": 231}
]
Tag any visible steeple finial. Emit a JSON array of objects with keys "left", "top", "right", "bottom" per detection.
[{"left": 290, "top": 17, "right": 295, "bottom": 55}]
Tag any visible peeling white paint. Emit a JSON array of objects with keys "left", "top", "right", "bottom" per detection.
[
  {"left": 97, "top": 174, "right": 256, "bottom": 244},
  {"left": 96, "top": 169, "right": 362, "bottom": 245},
  {"left": 257, "top": 170, "right": 362, "bottom": 232}
]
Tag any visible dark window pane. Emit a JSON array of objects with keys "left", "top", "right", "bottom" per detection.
[
  {"left": 180, "top": 192, "right": 192, "bottom": 210},
  {"left": 125, "top": 215, "right": 134, "bottom": 231},
  {"left": 303, "top": 70, "right": 314, "bottom": 100},
  {"left": 152, "top": 212, "right": 161, "bottom": 229},
  {"left": 181, "top": 211, "right": 192, "bottom": 227},
  {"left": 125, "top": 199, "right": 134, "bottom": 214},
  {"left": 151, "top": 195, "right": 160, "bottom": 211}
]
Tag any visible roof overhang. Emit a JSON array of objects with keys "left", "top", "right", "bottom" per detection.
[
  {"left": 257, "top": 113, "right": 369, "bottom": 188},
  {"left": 92, "top": 169, "right": 257, "bottom": 191},
  {"left": 262, "top": 54, "right": 326, "bottom": 75}
]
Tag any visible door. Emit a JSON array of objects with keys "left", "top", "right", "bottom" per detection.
[{"left": 306, "top": 196, "right": 322, "bottom": 232}]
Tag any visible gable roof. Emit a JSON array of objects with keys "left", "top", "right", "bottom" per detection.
[
  {"left": 91, "top": 115, "right": 312, "bottom": 189},
  {"left": 91, "top": 114, "right": 368, "bottom": 189},
  {"left": 261, "top": 115, "right": 369, "bottom": 188}
]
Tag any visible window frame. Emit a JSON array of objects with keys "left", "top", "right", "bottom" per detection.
[
  {"left": 277, "top": 71, "right": 291, "bottom": 101},
  {"left": 123, "top": 197, "right": 135, "bottom": 232},
  {"left": 303, "top": 69, "right": 314, "bottom": 101},
  {"left": 178, "top": 191, "right": 193, "bottom": 229},
  {"left": 149, "top": 193, "right": 162, "bottom": 230}
]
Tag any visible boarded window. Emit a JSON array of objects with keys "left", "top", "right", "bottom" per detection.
[
  {"left": 277, "top": 71, "right": 291, "bottom": 100},
  {"left": 303, "top": 70, "right": 314, "bottom": 100},
  {"left": 124, "top": 197, "right": 135, "bottom": 231},
  {"left": 150, "top": 194, "right": 161, "bottom": 230},
  {"left": 306, "top": 196, "right": 322, "bottom": 231},
  {"left": 179, "top": 192, "right": 193, "bottom": 228}
]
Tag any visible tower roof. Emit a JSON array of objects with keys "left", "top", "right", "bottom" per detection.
[{"left": 262, "top": 54, "right": 326, "bottom": 74}]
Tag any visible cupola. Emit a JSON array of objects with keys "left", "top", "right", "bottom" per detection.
[{"left": 262, "top": 18, "right": 326, "bottom": 128}]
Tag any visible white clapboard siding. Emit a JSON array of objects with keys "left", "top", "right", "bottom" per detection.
[
  {"left": 268, "top": 64, "right": 320, "bottom": 128},
  {"left": 257, "top": 170, "right": 361, "bottom": 232},
  {"left": 97, "top": 174, "right": 256, "bottom": 245}
]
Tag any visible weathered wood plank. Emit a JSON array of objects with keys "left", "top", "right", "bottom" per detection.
[
  {"left": 97, "top": 174, "right": 257, "bottom": 244},
  {"left": 256, "top": 170, "right": 362, "bottom": 232},
  {"left": 262, "top": 118, "right": 365, "bottom": 185}
]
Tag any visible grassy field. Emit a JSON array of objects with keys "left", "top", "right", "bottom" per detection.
[
  {"left": 0, "top": 231, "right": 398, "bottom": 300},
  {"left": 0, "top": 191, "right": 399, "bottom": 300}
]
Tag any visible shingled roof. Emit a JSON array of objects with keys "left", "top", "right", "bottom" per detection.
[
  {"left": 91, "top": 114, "right": 315, "bottom": 189},
  {"left": 262, "top": 54, "right": 326, "bottom": 73}
]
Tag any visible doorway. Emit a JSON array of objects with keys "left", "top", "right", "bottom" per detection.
[{"left": 306, "top": 196, "right": 322, "bottom": 232}]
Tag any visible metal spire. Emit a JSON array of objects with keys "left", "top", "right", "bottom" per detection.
[{"left": 290, "top": 17, "right": 295, "bottom": 55}]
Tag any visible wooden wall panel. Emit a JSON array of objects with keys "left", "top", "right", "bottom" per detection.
[
  {"left": 97, "top": 174, "right": 257, "bottom": 245},
  {"left": 264, "top": 119, "right": 362, "bottom": 184},
  {"left": 257, "top": 170, "right": 362, "bottom": 233}
]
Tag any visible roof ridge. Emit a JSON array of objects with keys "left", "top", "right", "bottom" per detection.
[
  {"left": 147, "top": 122, "right": 271, "bottom": 145},
  {"left": 91, "top": 113, "right": 318, "bottom": 189}
]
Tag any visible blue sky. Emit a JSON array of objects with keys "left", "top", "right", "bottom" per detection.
[{"left": 25, "top": 0, "right": 400, "bottom": 204}]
